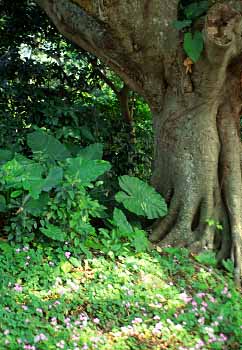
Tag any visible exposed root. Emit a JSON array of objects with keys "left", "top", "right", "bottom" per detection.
[{"left": 150, "top": 194, "right": 180, "bottom": 242}]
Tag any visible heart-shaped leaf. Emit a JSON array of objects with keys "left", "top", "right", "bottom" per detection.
[
  {"left": 184, "top": 31, "right": 204, "bottom": 62},
  {"left": 115, "top": 176, "right": 167, "bottom": 219}
]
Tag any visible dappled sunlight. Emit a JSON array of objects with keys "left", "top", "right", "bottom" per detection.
[{"left": 0, "top": 243, "right": 241, "bottom": 349}]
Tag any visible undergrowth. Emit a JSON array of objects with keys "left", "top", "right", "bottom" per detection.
[{"left": 0, "top": 242, "right": 241, "bottom": 350}]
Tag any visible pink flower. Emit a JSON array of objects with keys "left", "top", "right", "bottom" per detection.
[
  {"left": 219, "top": 333, "right": 228, "bottom": 342},
  {"left": 34, "top": 334, "right": 48, "bottom": 343},
  {"left": 196, "top": 292, "right": 205, "bottom": 298},
  {"left": 132, "top": 317, "right": 142, "bottom": 324},
  {"left": 93, "top": 318, "right": 100, "bottom": 324},
  {"left": 65, "top": 252, "right": 71, "bottom": 259},
  {"left": 179, "top": 292, "right": 192, "bottom": 303},
  {"left": 14, "top": 284, "right": 23, "bottom": 292},
  {"left": 56, "top": 340, "right": 65, "bottom": 349},
  {"left": 24, "top": 345, "right": 36, "bottom": 350},
  {"left": 51, "top": 317, "right": 57, "bottom": 326}
]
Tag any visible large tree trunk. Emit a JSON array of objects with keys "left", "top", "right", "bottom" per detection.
[
  {"left": 150, "top": 4, "right": 242, "bottom": 285},
  {"left": 36, "top": 0, "right": 242, "bottom": 284}
]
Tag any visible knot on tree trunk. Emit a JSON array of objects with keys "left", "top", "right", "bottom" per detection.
[{"left": 205, "top": 3, "right": 242, "bottom": 64}]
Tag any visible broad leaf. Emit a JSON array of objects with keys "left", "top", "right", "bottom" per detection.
[
  {"left": 60, "top": 261, "right": 72, "bottom": 274},
  {"left": 22, "top": 164, "right": 45, "bottom": 199},
  {"left": 184, "top": 1, "right": 208, "bottom": 20},
  {"left": 1, "top": 159, "right": 44, "bottom": 198},
  {"left": 43, "top": 166, "right": 63, "bottom": 191},
  {"left": 69, "top": 257, "right": 82, "bottom": 268},
  {"left": 24, "top": 193, "right": 49, "bottom": 216},
  {"left": 40, "top": 224, "right": 66, "bottom": 241},
  {"left": 113, "top": 208, "right": 133, "bottom": 235},
  {"left": 173, "top": 20, "right": 192, "bottom": 30},
  {"left": 64, "top": 157, "right": 111, "bottom": 184},
  {"left": 115, "top": 176, "right": 167, "bottom": 219},
  {"left": 132, "top": 230, "right": 149, "bottom": 252},
  {"left": 27, "top": 130, "right": 70, "bottom": 161},
  {"left": 78, "top": 143, "right": 103, "bottom": 160},
  {"left": 184, "top": 31, "right": 204, "bottom": 62},
  {"left": 80, "top": 126, "right": 95, "bottom": 142}
]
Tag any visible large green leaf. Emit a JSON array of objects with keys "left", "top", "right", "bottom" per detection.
[
  {"left": 80, "top": 126, "right": 95, "bottom": 142},
  {"left": 173, "top": 20, "right": 192, "bottom": 30},
  {"left": 184, "top": 1, "right": 208, "bottom": 20},
  {"left": 40, "top": 224, "right": 66, "bottom": 241},
  {"left": 24, "top": 193, "right": 49, "bottom": 216},
  {"left": 184, "top": 31, "right": 204, "bottom": 62},
  {"left": 1, "top": 159, "right": 44, "bottom": 197},
  {"left": 132, "top": 230, "right": 149, "bottom": 252},
  {"left": 27, "top": 130, "right": 70, "bottom": 161},
  {"left": 113, "top": 208, "right": 133, "bottom": 235},
  {"left": 64, "top": 157, "right": 111, "bottom": 184},
  {"left": 1, "top": 158, "right": 45, "bottom": 199},
  {"left": 115, "top": 176, "right": 167, "bottom": 219},
  {"left": 78, "top": 143, "right": 103, "bottom": 160},
  {"left": 43, "top": 166, "right": 63, "bottom": 191},
  {"left": 1, "top": 159, "right": 28, "bottom": 188},
  {"left": 22, "top": 163, "right": 45, "bottom": 199}
]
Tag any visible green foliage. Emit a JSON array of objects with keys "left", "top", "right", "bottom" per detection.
[
  {"left": 222, "top": 259, "right": 234, "bottom": 274},
  {"left": 27, "top": 130, "right": 71, "bottom": 161},
  {"left": 184, "top": 31, "right": 204, "bottom": 62},
  {"left": 113, "top": 208, "right": 133, "bottom": 234},
  {"left": 175, "top": 1, "right": 210, "bottom": 62},
  {"left": 77, "top": 143, "right": 103, "bottom": 160},
  {"left": 115, "top": 175, "right": 167, "bottom": 219},
  {"left": 195, "top": 251, "right": 217, "bottom": 267},
  {"left": 0, "top": 130, "right": 163, "bottom": 257},
  {"left": 184, "top": 1, "right": 209, "bottom": 20},
  {"left": 206, "top": 218, "right": 223, "bottom": 231},
  {"left": 0, "top": 243, "right": 241, "bottom": 350},
  {"left": 64, "top": 156, "right": 111, "bottom": 185},
  {"left": 173, "top": 19, "right": 192, "bottom": 30},
  {"left": 40, "top": 224, "right": 67, "bottom": 242}
]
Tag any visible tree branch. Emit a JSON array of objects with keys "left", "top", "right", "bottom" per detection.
[{"left": 35, "top": 0, "right": 179, "bottom": 103}]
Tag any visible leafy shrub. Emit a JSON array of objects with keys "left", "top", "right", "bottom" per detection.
[{"left": 0, "top": 129, "right": 166, "bottom": 257}]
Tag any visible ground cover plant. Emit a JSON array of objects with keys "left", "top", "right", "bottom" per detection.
[{"left": 0, "top": 242, "right": 241, "bottom": 350}]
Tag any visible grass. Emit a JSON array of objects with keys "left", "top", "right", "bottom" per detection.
[{"left": 0, "top": 241, "right": 241, "bottom": 350}]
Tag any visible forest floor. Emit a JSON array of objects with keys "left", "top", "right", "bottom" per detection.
[{"left": 0, "top": 241, "right": 241, "bottom": 350}]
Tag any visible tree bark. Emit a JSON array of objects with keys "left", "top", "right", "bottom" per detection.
[
  {"left": 150, "top": 3, "right": 242, "bottom": 285},
  {"left": 36, "top": 0, "right": 242, "bottom": 284}
]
